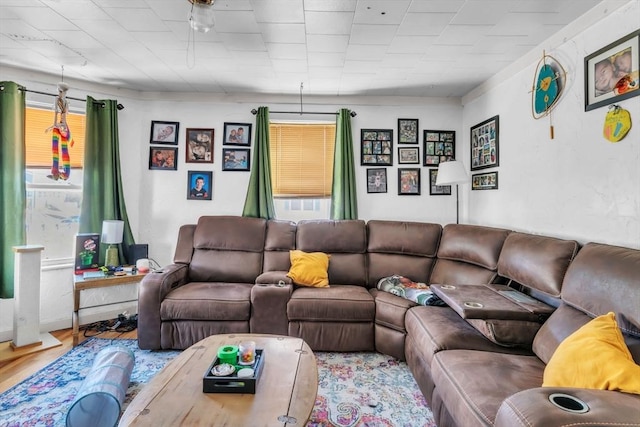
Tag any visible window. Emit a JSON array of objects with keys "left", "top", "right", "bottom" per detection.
[
  {"left": 269, "top": 122, "right": 336, "bottom": 221},
  {"left": 25, "top": 105, "right": 86, "bottom": 263}
]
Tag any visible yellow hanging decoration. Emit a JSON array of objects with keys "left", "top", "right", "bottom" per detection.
[{"left": 603, "top": 104, "right": 632, "bottom": 143}]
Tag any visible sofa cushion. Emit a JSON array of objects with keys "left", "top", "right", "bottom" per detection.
[
  {"left": 371, "top": 288, "right": 416, "bottom": 332},
  {"left": 405, "top": 306, "right": 532, "bottom": 368},
  {"left": 497, "top": 232, "right": 578, "bottom": 297},
  {"left": 543, "top": 312, "right": 640, "bottom": 394},
  {"left": 287, "top": 250, "right": 330, "bottom": 287},
  {"left": 263, "top": 219, "right": 296, "bottom": 272},
  {"left": 287, "top": 285, "right": 374, "bottom": 322},
  {"left": 296, "top": 220, "right": 367, "bottom": 286},
  {"left": 189, "top": 216, "right": 267, "bottom": 282},
  {"left": 366, "top": 220, "right": 441, "bottom": 287},
  {"left": 160, "top": 282, "right": 252, "bottom": 321},
  {"left": 561, "top": 243, "right": 640, "bottom": 337},
  {"left": 432, "top": 350, "right": 545, "bottom": 426},
  {"left": 435, "top": 224, "right": 511, "bottom": 270},
  {"left": 429, "top": 222, "right": 510, "bottom": 286},
  {"left": 533, "top": 242, "right": 640, "bottom": 363}
]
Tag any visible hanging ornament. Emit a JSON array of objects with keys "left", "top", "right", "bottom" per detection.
[
  {"left": 46, "top": 69, "right": 74, "bottom": 181},
  {"left": 603, "top": 104, "right": 632, "bottom": 143},
  {"left": 530, "top": 51, "right": 567, "bottom": 139}
]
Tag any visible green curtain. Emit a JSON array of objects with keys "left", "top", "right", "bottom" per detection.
[
  {"left": 242, "top": 106, "right": 275, "bottom": 219},
  {"left": 330, "top": 109, "right": 358, "bottom": 220},
  {"left": 79, "top": 97, "right": 134, "bottom": 265},
  {"left": 0, "top": 82, "right": 26, "bottom": 298}
]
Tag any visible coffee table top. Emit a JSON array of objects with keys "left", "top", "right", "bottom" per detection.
[{"left": 119, "top": 333, "right": 317, "bottom": 427}]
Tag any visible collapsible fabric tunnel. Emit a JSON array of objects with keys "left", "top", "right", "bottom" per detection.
[{"left": 66, "top": 345, "right": 135, "bottom": 427}]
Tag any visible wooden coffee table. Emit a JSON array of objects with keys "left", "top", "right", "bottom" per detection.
[{"left": 119, "top": 334, "right": 318, "bottom": 426}]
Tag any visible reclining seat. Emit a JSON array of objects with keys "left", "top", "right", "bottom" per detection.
[
  {"left": 404, "top": 224, "right": 513, "bottom": 396},
  {"left": 366, "top": 220, "right": 442, "bottom": 360},
  {"left": 138, "top": 216, "right": 267, "bottom": 350},
  {"left": 287, "top": 219, "right": 374, "bottom": 351},
  {"left": 429, "top": 239, "right": 640, "bottom": 427}
]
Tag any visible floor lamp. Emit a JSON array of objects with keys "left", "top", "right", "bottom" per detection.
[{"left": 436, "top": 160, "right": 469, "bottom": 224}]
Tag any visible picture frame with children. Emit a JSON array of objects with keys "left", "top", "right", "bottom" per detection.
[
  {"left": 223, "top": 123, "right": 252, "bottom": 146},
  {"left": 584, "top": 29, "right": 639, "bottom": 111}
]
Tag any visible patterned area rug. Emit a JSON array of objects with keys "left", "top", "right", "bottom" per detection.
[{"left": 0, "top": 338, "right": 434, "bottom": 427}]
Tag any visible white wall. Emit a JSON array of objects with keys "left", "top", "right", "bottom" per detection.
[
  {"left": 135, "top": 97, "right": 463, "bottom": 268},
  {"left": 462, "top": 0, "right": 639, "bottom": 248},
  {"left": 1, "top": 0, "right": 638, "bottom": 339}
]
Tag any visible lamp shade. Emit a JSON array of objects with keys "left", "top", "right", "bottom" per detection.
[
  {"left": 436, "top": 160, "right": 468, "bottom": 185},
  {"left": 189, "top": 0, "right": 215, "bottom": 33},
  {"left": 101, "top": 220, "right": 124, "bottom": 245}
]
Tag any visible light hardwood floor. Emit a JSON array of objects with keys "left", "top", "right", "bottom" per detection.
[{"left": 0, "top": 328, "right": 137, "bottom": 394}]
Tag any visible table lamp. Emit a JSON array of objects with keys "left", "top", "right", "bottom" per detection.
[
  {"left": 436, "top": 160, "right": 468, "bottom": 224},
  {"left": 101, "top": 220, "right": 124, "bottom": 267}
]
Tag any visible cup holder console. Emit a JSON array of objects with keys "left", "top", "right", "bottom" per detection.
[{"left": 548, "top": 393, "right": 589, "bottom": 413}]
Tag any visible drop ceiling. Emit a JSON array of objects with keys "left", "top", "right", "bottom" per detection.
[{"left": 0, "top": 0, "right": 609, "bottom": 97}]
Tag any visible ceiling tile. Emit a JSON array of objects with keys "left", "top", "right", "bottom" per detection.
[
  {"left": 353, "top": 1, "right": 411, "bottom": 25},
  {"left": 305, "top": 11, "right": 354, "bottom": 35},
  {"left": 408, "top": 0, "right": 465, "bottom": 13},
  {"left": 259, "top": 23, "right": 306, "bottom": 43},
  {"left": 252, "top": 0, "right": 304, "bottom": 23},
  {"left": 267, "top": 43, "right": 307, "bottom": 59},
  {"left": 350, "top": 24, "right": 397, "bottom": 45},
  {"left": 398, "top": 13, "right": 455, "bottom": 36},
  {"left": 304, "top": 0, "right": 357, "bottom": 12},
  {"left": 102, "top": 8, "right": 169, "bottom": 32},
  {"left": 213, "top": 11, "right": 260, "bottom": 33},
  {"left": 306, "top": 35, "right": 349, "bottom": 53}
]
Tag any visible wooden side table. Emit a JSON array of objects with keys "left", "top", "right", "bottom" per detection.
[{"left": 72, "top": 273, "right": 145, "bottom": 345}]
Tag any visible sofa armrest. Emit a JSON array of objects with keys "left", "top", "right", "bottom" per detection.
[
  {"left": 250, "top": 283, "right": 293, "bottom": 335},
  {"left": 495, "top": 387, "right": 640, "bottom": 427},
  {"left": 137, "top": 263, "right": 189, "bottom": 350}
]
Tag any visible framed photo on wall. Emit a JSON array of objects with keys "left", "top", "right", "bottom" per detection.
[
  {"left": 186, "top": 128, "right": 214, "bottom": 163},
  {"left": 584, "top": 29, "right": 640, "bottom": 111},
  {"left": 398, "top": 118, "right": 419, "bottom": 144},
  {"left": 361, "top": 129, "right": 393, "bottom": 166},
  {"left": 472, "top": 171, "right": 499, "bottom": 190},
  {"left": 187, "top": 171, "right": 212, "bottom": 200},
  {"left": 398, "top": 147, "right": 419, "bottom": 164},
  {"left": 429, "top": 169, "right": 452, "bottom": 196},
  {"left": 398, "top": 168, "right": 420, "bottom": 195},
  {"left": 222, "top": 148, "right": 250, "bottom": 171},
  {"left": 150, "top": 120, "right": 179, "bottom": 145},
  {"left": 149, "top": 147, "right": 177, "bottom": 170},
  {"left": 366, "top": 168, "right": 387, "bottom": 193},
  {"left": 223, "top": 123, "right": 252, "bottom": 146},
  {"left": 470, "top": 116, "right": 499, "bottom": 171},
  {"left": 423, "top": 130, "right": 455, "bottom": 166}
]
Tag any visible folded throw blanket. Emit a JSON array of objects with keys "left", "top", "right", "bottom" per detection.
[{"left": 376, "top": 275, "right": 445, "bottom": 306}]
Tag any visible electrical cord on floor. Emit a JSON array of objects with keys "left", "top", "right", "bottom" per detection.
[{"left": 82, "top": 314, "right": 138, "bottom": 337}]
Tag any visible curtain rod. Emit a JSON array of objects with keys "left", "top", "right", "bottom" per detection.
[
  {"left": 250, "top": 108, "right": 356, "bottom": 117},
  {"left": 16, "top": 87, "right": 125, "bottom": 110}
]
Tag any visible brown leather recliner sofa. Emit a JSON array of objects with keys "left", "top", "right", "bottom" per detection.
[{"left": 137, "top": 215, "right": 640, "bottom": 426}]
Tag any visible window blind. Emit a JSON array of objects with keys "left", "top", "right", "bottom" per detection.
[
  {"left": 25, "top": 107, "right": 86, "bottom": 168},
  {"left": 269, "top": 123, "right": 336, "bottom": 197}
]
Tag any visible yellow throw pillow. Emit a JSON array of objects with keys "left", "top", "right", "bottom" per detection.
[
  {"left": 543, "top": 312, "right": 640, "bottom": 394},
  {"left": 286, "top": 250, "right": 330, "bottom": 288}
]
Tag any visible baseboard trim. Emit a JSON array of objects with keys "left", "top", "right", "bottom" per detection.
[{"left": 0, "top": 303, "right": 138, "bottom": 343}]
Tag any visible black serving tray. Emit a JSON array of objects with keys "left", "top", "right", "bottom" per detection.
[{"left": 203, "top": 349, "right": 264, "bottom": 394}]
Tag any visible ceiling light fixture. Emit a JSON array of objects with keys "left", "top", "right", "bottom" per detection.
[{"left": 188, "top": 0, "right": 215, "bottom": 33}]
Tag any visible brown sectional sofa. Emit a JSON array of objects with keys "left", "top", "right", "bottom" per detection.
[{"left": 138, "top": 215, "right": 640, "bottom": 426}]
